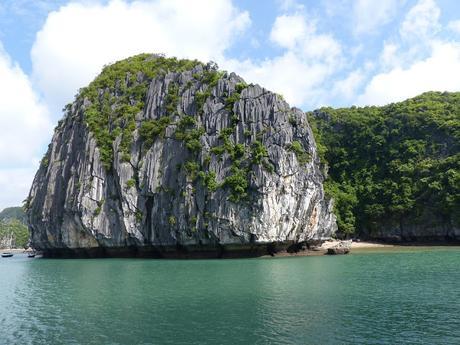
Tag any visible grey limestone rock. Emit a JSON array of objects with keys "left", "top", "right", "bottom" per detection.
[
  {"left": 326, "top": 240, "right": 351, "bottom": 255},
  {"left": 27, "top": 57, "right": 337, "bottom": 257}
]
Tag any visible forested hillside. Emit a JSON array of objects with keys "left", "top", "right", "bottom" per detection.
[
  {"left": 0, "top": 207, "right": 27, "bottom": 224},
  {"left": 0, "top": 207, "right": 29, "bottom": 248},
  {"left": 309, "top": 92, "right": 459, "bottom": 241}
]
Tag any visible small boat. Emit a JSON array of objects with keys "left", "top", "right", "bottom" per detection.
[
  {"left": 1, "top": 252, "right": 13, "bottom": 258},
  {"left": 27, "top": 252, "right": 36, "bottom": 258}
]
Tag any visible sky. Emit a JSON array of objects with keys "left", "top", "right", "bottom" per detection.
[{"left": 0, "top": 0, "right": 459, "bottom": 210}]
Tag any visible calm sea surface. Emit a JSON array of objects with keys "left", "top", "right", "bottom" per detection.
[{"left": 1, "top": 247, "right": 459, "bottom": 345}]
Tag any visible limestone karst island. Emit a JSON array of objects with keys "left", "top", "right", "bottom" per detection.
[
  {"left": 1, "top": 1, "right": 460, "bottom": 344},
  {"left": 23, "top": 55, "right": 459, "bottom": 258},
  {"left": 27, "top": 55, "right": 337, "bottom": 258}
]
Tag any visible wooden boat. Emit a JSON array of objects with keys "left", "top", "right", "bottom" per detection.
[{"left": 1, "top": 252, "right": 13, "bottom": 258}]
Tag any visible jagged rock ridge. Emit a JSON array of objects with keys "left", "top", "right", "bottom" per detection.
[{"left": 27, "top": 54, "right": 336, "bottom": 257}]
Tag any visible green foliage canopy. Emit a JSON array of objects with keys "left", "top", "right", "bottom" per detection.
[{"left": 309, "top": 91, "right": 460, "bottom": 236}]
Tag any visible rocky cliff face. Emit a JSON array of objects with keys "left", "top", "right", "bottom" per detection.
[{"left": 27, "top": 54, "right": 336, "bottom": 257}]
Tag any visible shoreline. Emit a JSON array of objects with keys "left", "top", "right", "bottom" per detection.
[
  {"left": 265, "top": 240, "right": 460, "bottom": 258},
  {"left": 322, "top": 240, "right": 394, "bottom": 249},
  {"left": 2, "top": 240, "right": 459, "bottom": 259}
]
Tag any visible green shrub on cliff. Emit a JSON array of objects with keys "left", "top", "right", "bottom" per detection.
[
  {"left": 198, "top": 171, "right": 218, "bottom": 192},
  {"left": 195, "top": 90, "right": 211, "bottom": 114},
  {"left": 139, "top": 116, "right": 171, "bottom": 147},
  {"left": 309, "top": 91, "right": 460, "bottom": 236},
  {"left": 126, "top": 179, "right": 136, "bottom": 189},
  {"left": 164, "top": 83, "right": 180, "bottom": 115},
  {"left": 251, "top": 140, "right": 268, "bottom": 164},
  {"left": 223, "top": 166, "right": 249, "bottom": 202},
  {"left": 288, "top": 140, "right": 310, "bottom": 165}
]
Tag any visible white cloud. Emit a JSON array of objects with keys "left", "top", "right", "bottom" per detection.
[
  {"left": 380, "top": 42, "right": 400, "bottom": 69},
  {"left": 330, "top": 70, "right": 366, "bottom": 102},
  {"left": 223, "top": 12, "right": 342, "bottom": 108},
  {"left": 269, "top": 13, "right": 341, "bottom": 63},
  {"left": 322, "top": 0, "right": 348, "bottom": 17},
  {"left": 0, "top": 169, "right": 37, "bottom": 211},
  {"left": 353, "top": 0, "right": 401, "bottom": 34},
  {"left": 31, "top": 0, "right": 344, "bottom": 110},
  {"left": 400, "top": 0, "right": 440, "bottom": 40},
  {"left": 270, "top": 14, "right": 314, "bottom": 49},
  {"left": 31, "top": 0, "right": 250, "bottom": 115},
  {"left": 354, "top": 0, "right": 460, "bottom": 106},
  {"left": 0, "top": 44, "right": 52, "bottom": 209},
  {"left": 0, "top": 45, "right": 51, "bottom": 164},
  {"left": 357, "top": 41, "right": 460, "bottom": 105},
  {"left": 225, "top": 51, "right": 337, "bottom": 107},
  {"left": 276, "top": 0, "right": 305, "bottom": 13},
  {"left": 448, "top": 20, "right": 460, "bottom": 34}
]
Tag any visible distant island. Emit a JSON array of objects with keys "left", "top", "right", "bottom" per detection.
[
  {"left": 0, "top": 207, "right": 28, "bottom": 249},
  {"left": 18, "top": 54, "right": 460, "bottom": 258}
]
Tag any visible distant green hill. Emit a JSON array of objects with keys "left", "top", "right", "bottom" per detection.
[
  {"left": 309, "top": 91, "right": 460, "bottom": 241},
  {"left": 0, "top": 207, "right": 29, "bottom": 248},
  {"left": 0, "top": 207, "right": 27, "bottom": 224}
]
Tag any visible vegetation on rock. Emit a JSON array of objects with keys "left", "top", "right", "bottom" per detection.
[
  {"left": 288, "top": 140, "right": 310, "bottom": 165},
  {"left": 78, "top": 54, "right": 202, "bottom": 169},
  {"left": 73, "top": 54, "right": 298, "bottom": 206},
  {"left": 139, "top": 116, "right": 171, "bottom": 146},
  {"left": 27, "top": 53, "right": 339, "bottom": 253}
]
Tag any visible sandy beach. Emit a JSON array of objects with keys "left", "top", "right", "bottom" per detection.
[
  {"left": 320, "top": 239, "right": 394, "bottom": 250},
  {"left": 267, "top": 239, "right": 459, "bottom": 258},
  {"left": 0, "top": 248, "right": 31, "bottom": 254}
]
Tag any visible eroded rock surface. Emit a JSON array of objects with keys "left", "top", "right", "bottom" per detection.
[
  {"left": 27, "top": 55, "right": 336, "bottom": 257},
  {"left": 326, "top": 240, "right": 351, "bottom": 255}
]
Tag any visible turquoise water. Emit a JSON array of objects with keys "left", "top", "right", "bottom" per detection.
[{"left": 1, "top": 248, "right": 459, "bottom": 345}]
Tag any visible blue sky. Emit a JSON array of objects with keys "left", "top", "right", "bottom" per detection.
[{"left": 0, "top": 0, "right": 459, "bottom": 210}]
